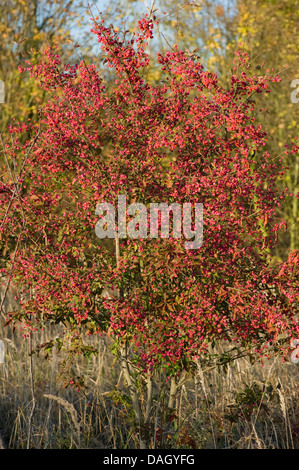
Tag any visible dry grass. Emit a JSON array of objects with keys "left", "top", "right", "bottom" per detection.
[{"left": 1, "top": 321, "right": 299, "bottom": 449}]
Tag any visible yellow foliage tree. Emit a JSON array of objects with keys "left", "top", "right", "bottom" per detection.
[
  {"left": 0, "top": 0, "right": 85, "bottom": 137},
  {"left": 235, "top": 0, "right": 299, "bottom": 253}
]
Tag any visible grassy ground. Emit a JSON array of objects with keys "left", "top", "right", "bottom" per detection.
[{"left": 1, "top": 321, "right": 299, "bottom": 449}]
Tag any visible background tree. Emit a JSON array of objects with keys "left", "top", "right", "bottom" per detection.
[
  {"left": 0, "top": 0, "right": 86, "bottom": 140},
  {"left": 234, "top": 0, "right": 299, "bottom": 255}
]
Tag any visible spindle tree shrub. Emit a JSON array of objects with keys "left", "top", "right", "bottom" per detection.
[{"left": 1, "top": 13, "right": 299, "bottom": 445}]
